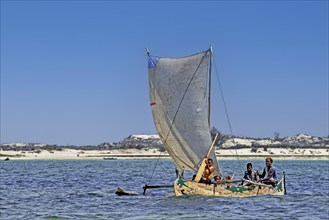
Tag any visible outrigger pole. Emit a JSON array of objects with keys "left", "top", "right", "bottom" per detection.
[{"left": 143, "top": 184, "right": 173, "bottom": 195}]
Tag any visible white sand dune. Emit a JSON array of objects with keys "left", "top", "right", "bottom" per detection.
[{"left": 1, "top": 147, "right": 328, "bottom": 160}]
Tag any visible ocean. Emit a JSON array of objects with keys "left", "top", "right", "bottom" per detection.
[{"left": 1, "top": 159, "right": 328, "bottom": 219}]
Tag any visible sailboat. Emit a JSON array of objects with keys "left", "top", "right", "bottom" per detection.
[{"left": 146, "top": 47, "right": 286, "bottom": 197}]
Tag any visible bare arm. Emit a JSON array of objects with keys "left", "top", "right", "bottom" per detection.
[{"left": 259, "top": 169, "right": 273, "bottom": 182}]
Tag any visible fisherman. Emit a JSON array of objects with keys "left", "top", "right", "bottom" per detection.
[
  {"left": 214, "top": 173, "right": 233, "bottom": 188},
  {"left": 214, "top": 175, "right": 221, "bottom": 182},
  {"left": 201, "top": 158, "right": 214, "bottom": 184},
  {"left": 257, "top": 157, "right": 277, "bottom": 186},
  {"left": 241, "top": 163, "right": 258, "bottom": 186}
]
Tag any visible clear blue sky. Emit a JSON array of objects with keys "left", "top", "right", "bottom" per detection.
[{"left": 1, "top": 1, "right": 328, "bottom": 145}]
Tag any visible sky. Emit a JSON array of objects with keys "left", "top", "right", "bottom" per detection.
[{"left": 1, "top": 0, "right": 328, "bottom": 145}]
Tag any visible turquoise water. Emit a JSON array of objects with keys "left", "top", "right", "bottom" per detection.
[{"left": 1, "top": 159, "right": 328, "bottom": 219}]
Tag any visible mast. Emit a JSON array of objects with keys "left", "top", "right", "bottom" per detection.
[
  {"left": 208, "top": 46, "right": 213, "bottom": 127},
  {"left": 145, "top": 47, "right": 150, "bottom": 56}
]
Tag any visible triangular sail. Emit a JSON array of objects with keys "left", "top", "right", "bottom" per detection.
[{"left": 147, "top": 49, "right": 219, "bottom": 174}]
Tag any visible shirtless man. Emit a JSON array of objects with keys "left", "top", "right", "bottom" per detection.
[{"left": 201, "top": 158, "right": 214, "bottom": 184}]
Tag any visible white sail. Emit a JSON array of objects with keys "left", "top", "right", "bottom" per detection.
[{"left": 148, "top": 49, "right": 219, "bottom": 174}]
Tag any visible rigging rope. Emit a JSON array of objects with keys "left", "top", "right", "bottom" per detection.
[
  {"left": 212, "top": 54, "right": 242, "bottom": 170},
  {"left": 146, "top": 50, "right": 210, "bottom": 185}
]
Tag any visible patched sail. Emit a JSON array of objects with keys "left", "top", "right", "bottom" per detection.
[{"left": 147, "top": 49, "right": 219, "bottom": 174}]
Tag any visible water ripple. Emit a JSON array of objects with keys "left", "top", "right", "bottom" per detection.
[{"left": 0, "top": 159, "right": 328, "bottom": 219}]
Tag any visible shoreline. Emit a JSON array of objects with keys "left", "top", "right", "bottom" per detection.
[{"left": 1, "top": 148, "right": 328, "bottom": 160}]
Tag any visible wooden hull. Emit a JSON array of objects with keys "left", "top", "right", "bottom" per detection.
[{"left": 174, "top": 175, "right": 286, "bottom": 197}]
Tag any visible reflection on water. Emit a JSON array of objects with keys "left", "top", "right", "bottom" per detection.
[{"left": 1, "top": 159, "right": 328, "bottom": 219}]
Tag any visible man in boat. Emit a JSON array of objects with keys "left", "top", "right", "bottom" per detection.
[
  {"left": 213, "top": 173, "right": 233, "bottom": 188},
  {"left": 189, "top": 158, "right": 215, "bottom": 184},
  {"left": 241, "top": 163, "right": 258, "bottom": 186},
  {"left": 257, "top": 157, "right": 277, "bottom": 186},
  {"left": 201, "top": 158, "right": 215, "bottom": 184}
]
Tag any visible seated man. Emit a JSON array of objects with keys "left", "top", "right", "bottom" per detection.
[
  {"left": 201, "top": 158, "right": 214, "bottom": 184},
  {"left": 189, "top": 158, "right": 215, "bottom": 184},
  {"left": 258, "top": 157, "right": 277, "bottom": 186},
  {"left": 213, "top": 174, "right": 222, "bottom": 183},
  {"left": 214, "top": 174, "right": 232, "bottom": 182},
  {"left": 214, "top": 174, "right": 232, "bottom": 188},
  {"left": 242, "top": 163, "right": 258, "bottom": 186}
]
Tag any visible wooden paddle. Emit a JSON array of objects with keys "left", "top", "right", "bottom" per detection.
[{"left": 242, "top": 179, "right": 273, "bottom": 187}]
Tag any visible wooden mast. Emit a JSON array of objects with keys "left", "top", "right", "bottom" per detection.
[{"left": 208, "top": 46, "right": 212, "bottom": 127}]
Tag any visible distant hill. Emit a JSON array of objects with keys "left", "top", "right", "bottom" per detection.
[
  {"left": 1, "top": 133, "right": 328, "bottom": 152},
  {"left": 218, "top": 133, "right": 329, "bottom": 149}
]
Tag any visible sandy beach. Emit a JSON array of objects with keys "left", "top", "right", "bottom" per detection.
[{"left": 1, "top": 148, "right": 328, "bottom": 160}]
